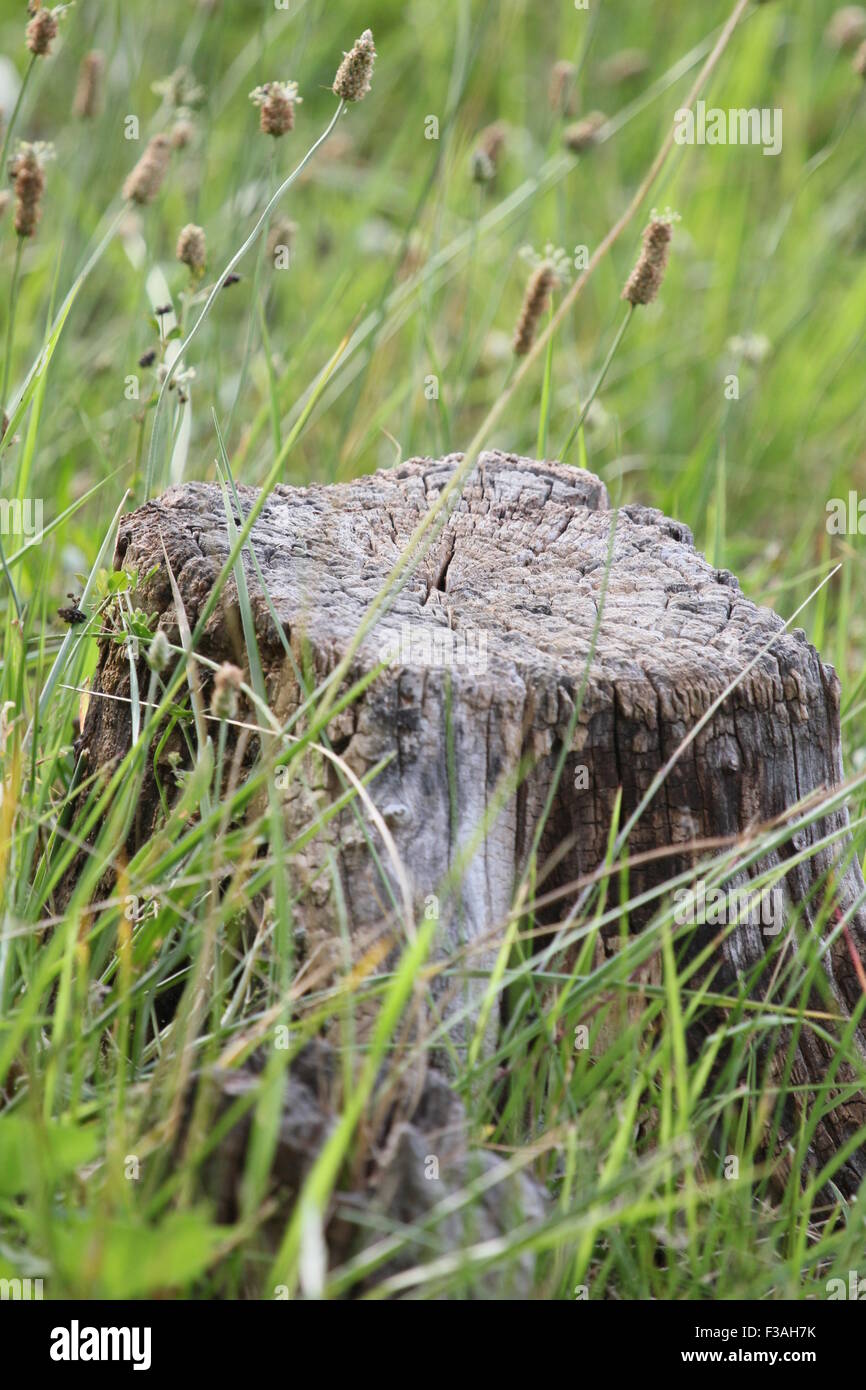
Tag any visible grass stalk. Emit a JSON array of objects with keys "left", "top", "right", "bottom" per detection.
[{"left": 560, "top": 304, "right": 633, "bottom": 462}]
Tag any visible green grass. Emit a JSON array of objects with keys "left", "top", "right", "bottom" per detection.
[{"left": 1, "top": 0, "right": 866, "bottom": 1300}]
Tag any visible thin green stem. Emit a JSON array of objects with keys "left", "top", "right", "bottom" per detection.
[
  {"left": 226, "top": 142, "right": 277, "bottom": 440},
  {"left": 0, "top": 55, "right": 37, "bottom": 197},
  {"left": 0, "top": 239, "right": 25, "bottom": 619},
  {"left": 0, "top": 537, "right": 21, "bottom": 619},
  {"left": 132, "top": 410, "right": 148, "bottom": 491},
  {"left": 536, "top": 300, "right": 555, "bottom": 459},
  {"left": 560, "top": 305, "right": 633, "bottom": 462},
  {"left": 144, "top": 99, "right": 346, "bottom": 499},
  {"left": 2, "top": 239, "right": 25, "bottom": 411},
  {"left": 455, "top": 183, "right": 483, "bottom": 381}
]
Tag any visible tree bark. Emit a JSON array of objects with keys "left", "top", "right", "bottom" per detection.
[{"left": 81, "top": 451, "right": 866, "bottom": 1195}]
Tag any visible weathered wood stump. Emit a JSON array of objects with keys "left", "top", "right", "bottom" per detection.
[
  {"left": 185, "top": 1037, "right": 546, "bottom": 1296},
  {"left": 82, "top": 451, "right": 866, "bottom": 1195}
]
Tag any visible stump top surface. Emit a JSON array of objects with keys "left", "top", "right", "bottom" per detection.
[{"left": 121, "top": 451, "right": 827, "bottom": 700}]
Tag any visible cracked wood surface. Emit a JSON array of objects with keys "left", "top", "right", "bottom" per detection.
[{"left": 81, "top": 450, "right": 866, "bottom": 1194}]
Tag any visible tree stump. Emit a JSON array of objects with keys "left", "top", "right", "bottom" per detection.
[
  {"left": 81, "top": 451, "right": 866, "bottom": 1194},
  {"left": 184, "top": 1037, "right": 547, "bottom": 1297}
]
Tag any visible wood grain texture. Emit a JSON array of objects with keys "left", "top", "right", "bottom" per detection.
[{"left": 81, "top": 451, "right": 866, "bottom": 1192}]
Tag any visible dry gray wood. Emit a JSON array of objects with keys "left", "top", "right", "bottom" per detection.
[{"left": 81, "top": 450, "right": 866, "bottom": 1194}]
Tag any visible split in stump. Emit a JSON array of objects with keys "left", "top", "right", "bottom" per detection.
[{"left": 79, "top": 451, "right": 866, "bottom": 1210}]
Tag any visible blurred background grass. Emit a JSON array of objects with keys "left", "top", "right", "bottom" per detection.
[
  {"left": 3, "top": 1, "right": 865, "bottom": 733},
  {"left": 1, "top": 1, "right": 862, "bottom": 637}
]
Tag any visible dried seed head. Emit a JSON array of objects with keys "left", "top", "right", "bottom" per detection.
[
  {"left": 511, "top": 252, "right": 567, "bottom": 358},
  {"left": 726, "top": 332, "right": 771, "bottom": 366},
  {"left": 520, "top": 242, "right": 572, "bottom": 284},
  {"left": 212, "top": 662, "right": 243, "bottom": 720},
  {"left": 854, "top": 38, "right": 866, "bottom": 75},
  {"left": 479, "top": 121, "right": 507, "bottom": 165},
  {"left": 600, "top": 48, "right": 649, "bottom": 85},
  {"left": 332, "top": 28, "right": 376, "bottom": 102},
  {"left": 826, "top": 6, "right": 866, "bottom": 50},
  {"left": 621, "top": 211, "right": 677, "bottom": 307},
  {"left": 73, "top": 50, "right": 104, "bottom": 119},
  {"left": 0, "top": 190, "right": 10, "bottom": 221},
  {"left": 267, "top": 216, "right": 297, "bottom": 264},
  {"left": 10, "top": 141, "right": 54, "bottom": 239},
  {"left": 548, "top": 60, "right": 577, "bottom": 116},
  {"left": 12, "top": 151, "right": 43, "bottom": 239},
  {"left": 171, "top": 117, "right": 195, "bottom": 149},
  {"left": 123, "top": 134, "right": 172, "bottom": 205},
  {"left": 152, "top": 67, "right": 205, "bottom": 110},
  {"left": 470, "top": 122, "right": 507, "bottom": 182},
  {"left": 176, "top": 223, "right": 206, "bottom": 275},
  {"left": 470, "top": 149, "right": 495, "bottom": 184},
  {"left": 26, "top": 5, "right": 62, "bottom": 58},
  {"left": 563, "top": 111, "right": 606, "bottom": 153},
  {"left": 147, "top": 628, "right": 171, "bottom": 674},
  {"left": 249, "top": 81, "right": 301, "bottom": 137}
]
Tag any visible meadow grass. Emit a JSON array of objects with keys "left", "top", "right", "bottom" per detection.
[{"left": 1, "top": 0, "right": 866, "bottom": 1300}]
